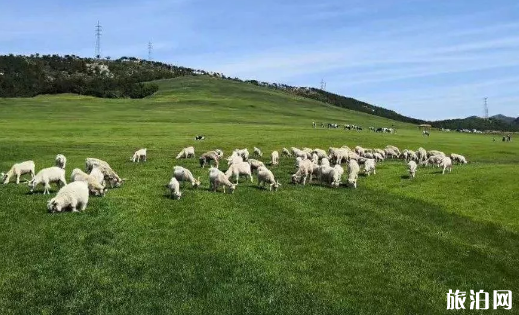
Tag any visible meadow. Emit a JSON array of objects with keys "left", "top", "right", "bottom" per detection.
[{"left": 0, "top": 76, "right": 518, "bottom": 314}]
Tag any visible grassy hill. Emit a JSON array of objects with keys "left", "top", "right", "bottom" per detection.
[{"left": 0, "top": 76, "right": 518, "bottom": 314}]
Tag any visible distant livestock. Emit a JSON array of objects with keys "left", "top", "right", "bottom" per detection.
[
  {"left": 176, "top": 146, "right": 195, "bottom": 159},
  {"left": 2, "top": 160, "right": 35, "bottom": 184},
  {"left": 131, "top": 148, "right": 147, "bottom": 163}
]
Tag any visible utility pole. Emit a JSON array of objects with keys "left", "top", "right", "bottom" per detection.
[
  {"left": 95, "top": 21, "right": 102, "bottom": 59},
  {"left": 484, "top": 97, "right": 488, "bottom": 120},
  {"left": 320, "top": 79, "right": 326, "bottom": 91},
  {"left": 148, "top": 41, "right": 153, "bottom": 61}
]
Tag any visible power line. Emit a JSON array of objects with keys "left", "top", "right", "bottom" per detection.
[
  {"left": 148, "top": 41, "right": 153, "bottom": 61},
  {"left": 95, "top": 21, "right": 102, "bottom": 59}
]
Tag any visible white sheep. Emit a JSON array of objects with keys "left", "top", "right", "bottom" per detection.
[
  {"left": 441, "top": 157, "right": 452, "bottom": 174},
  {"left": 227, "top": 154, "right": 244, "bottom": 166},
  {"left": 291, "top": 147, "right": 308, "bottom": 159},
  {"left": 248, "top": 159, "right": 265, "bottom": 172},
  {"left": 320, "top": 157, "right": 330, "bottom": 167},
  {"left": 166, "top": 177, "right": 182, "bottom": 199},
  {"left": 408, "top": 161, "right": 417, "bottom": 178},
  {"left": 175, "top": 146, "right": 195, "bottom": 159},
  {"left": 89, "top": 167, "right": 106, "bottom": 187},
  {"left": 312, "top": 148, "right": 327, "bottom": 159},
  {"left": 47, "top": 181, "right": 89, "bottom": 213},
  {"left": 373, "top": 152, "right": 384, "bottom": 162},
  {"left": 209, "top": 167, "right": 236, "bottom": 193},
  {"left": 291, "top": 159, "right": 315, "bottom": 185},
  {"left": 225, "top": 161, "right": 253, "bottom": 184},
  {"left": 385, "top": 145, "right": 401, "bottom": 155},
  {"left": 85, "top": 159, "right": 123, "bottom": 188},
  {"left": 427, "top": 150, "right": 446, "bottom": 158},
  {"left": 363, "top": 159, "right": 376, "bottom": 176},
  {"left": 199, "top": 151, "right": 220, "bottom": 168},
  {"left": 2, "top": 160, "right": 35, "bottom": 184},
  {"left": 355, "top": 146, "right": 365, "bottom": 156},
  {"left": 384, "top": 148, "right": 399, "bottom": 159},
  {"left": 416, "top": 147, "right": 427, "bottom": 162},
  {"left": 70, "top": 168, "right": 107, "bottom": 196},
  {"left": 363, "top": 152, "right": 374, "bottom": 159},
  {"left": 28, "top": 166, "right": 67, "bottom": 194},
  {"left": 311, "top": 153, "right": 319, "bottom": 164},
  {"left": 253, "top": 147, "right": 263, "bottom": 157},
  {"left": 85, "top": 157, "right": 111, "bottom": 172},
  {"left": 257, "top": 166, "right": 281, "bottom": 191},
  {"left": 374, "top": 149, "right": 386, "bottom": 159},
  {"left": 271, "top": 151, "right": 279, "bottom": 165},
  {"left": 215, "top": 149, "right": 224, "bottom": 158},
  {"left": 318, "top": 164, "right": 343, "bottom": 187},
  {"left": 422, "top": 155, "right": 443, "bottom": 167},
  {"left": 450, "top": 153, "right": 468, "bottom": 164},
  {"left": 347, "top": 159, "right": 360, "bottom": 188},
  {"left": 173, "top": 166, "right": 201, "bottom": 188},
  {"left": 55, "top": 154, "right": 67, "bottom": 169},
  {"left": 282, "top": 148, "right": 292, "bottom": 157},
  {"left": 234, "top": 148, "right": 250, "bottom": 161},
  {"left": 131, "top": 148, "right": 147, "bottom": 162}
]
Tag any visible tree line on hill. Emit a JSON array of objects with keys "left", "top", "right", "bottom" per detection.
[{"left": 1, "top": 54, "right": 517, "bottom": 131}]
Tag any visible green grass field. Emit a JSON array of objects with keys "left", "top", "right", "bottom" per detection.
[{"left": 1, "top": 76, "right": 518, "bottom": 314}]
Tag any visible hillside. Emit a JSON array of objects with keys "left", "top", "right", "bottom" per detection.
[{"left": 491, "top": 114, "right": 517, "bottom": 124}]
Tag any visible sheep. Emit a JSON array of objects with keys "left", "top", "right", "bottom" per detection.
[
  {"left": 199, "top": 151, "right": 220, "bottom": 168},
  {"left": 291, "top": 159, "right": 315, "bottom": 185},
  {"left": 2, "top": 160, "right": 35, "bottom": 184},
  {"left": 363, "top": 159, "right": 376, "bottom": 176},
  {"left": 408, "top": 151, "right": 419, "bottom": 162},
  {"left": 384, "top": 148, "right": 399, "bottom": 159},
  {"left": 318, "top": 164, "right": 344, "bottom": 187},
  {"left": 441, "top": 157, "right": 452, "bottom": 174},
  {"left": 311, "top": 153, "right": 319, "bottom": 164},
  {"left": 234, "top": 148, "right": 250, "bottom": 161},
  {"left": 257, "top": 166, "right": 281, "bottom": 191},
  {"left": 385, "top": 145, "right": 401, "bottom": 155},
  {"left": 209, "top": 167, "right": 236, "bottom": 193},
  {"left": 70, "top": 168, "right": 107, "bottom": 196},
  {"left": 416, "top": 147, "right": 427, "bottom": 162},
  {"left": 85, "top": 159, "right": 123, "bottom": 188},
  {"left": 320, "top": 157, "right": 330, "bottom": 167},
  {"left": 28, "top": 167, "right": 67, "bottom": 194},
  {"left": 173, "top": 166, "right": 201, "bottom": 188},
  {"left": 328, "top": 147, "right": 349, "bottom": 165},
  {"left": 422, "top": 155, "right": 443, "bottom": 168},
  {"left": 282, "top": 148, "right": 292, "bottom": 157},
  {"left": 291, "top": 147, "right": 309, "bottom": 159},
  {"left": 355, "top": 146, "right": 365, "bottom": 156},
  {"left": 253, "top": 147, "right": 263, "bottom": 157},
  {"left": 450, "top": 153, "right": 468, "bottom": 164},
  {"left": 248, "top": 159, "right": 265, "bottom": 172},
  {"left": 175, "top": 146, "right": 195, "bottom": 159},
  {"left": 271, "top": 151, "right": 279, "bottom": 165},
  {"left": 347, "top": 159, "right": 360, "bottom": 188},
  {"left": 47, "top": 181, "right": 89, "bottom": 213},
  {"left": 227, "top": 154, "right": 244, "bottom": 166},
  {"left": 408, "top": 161, "right": 417, "bottom": 178},
  {"left": 215, "top": 149, "right": 224, "bottom": 158},
  {"left": 363, "top": 152, "right": 374, "bottom": 159},
  {"left": 55, "top": 154, "right": 67, "bottom": 169},
  {"left": 131, "top": 148, "right": 147, "bottom": 162},
  {"left": 373, "top": 152, "right": 384, "bottom": 162},
  {"left": 166, "top": 177, "right": 182, "bottom": 199},
  {"left": 374, "top": 149, "right": 386, "bottom": 159},
  {"left": 225, "top": 161, "right": 253, "bottom": 184},
  {"left": 427, "top": 150, "right": 446, "bottom": 158},
  {"left": 89, "top": 167, "right": 106, "bottom": 187},
  {"left": 312, "top": 148, "right": 327, "bottom": 159}
]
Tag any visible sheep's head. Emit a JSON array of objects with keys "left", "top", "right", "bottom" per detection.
[
  {"left": 229, "top": 184, "right": 236, "bottom": 193},
  {"left": 194, "top": 177, "right": 201, "bottom": 188},
  {"left": 291, "top": 174, "right": 300, "bottom": 184},
  {"left": 27, "top": 179, "right": 36, "bottom": 191},
  {"left": 47, "top": 199, "right": 62, "bottom": 213},
  {"left": 174, "top": 191, "right": 182, "bottom": 199},
  {"left": 1, "top": 172, "right": 7, "bottom": 184},
  {"left": 272, "top": 181, "right": 281, "bottom": 191}
]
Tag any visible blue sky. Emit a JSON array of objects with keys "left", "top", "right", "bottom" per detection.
[{"left": 1, "top": 0, "right": 518, "bottom": 120}]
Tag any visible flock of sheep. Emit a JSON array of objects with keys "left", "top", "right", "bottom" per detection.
[{"left": 1, "top": 145, "right": 467, "bottom": 213}]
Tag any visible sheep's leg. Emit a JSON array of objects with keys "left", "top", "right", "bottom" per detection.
[
  {"left": 80, "top": 202, "right": 87, "bottom": 211},
  {"left": 16, "top": 174, "right": 20, "bottom": 184},
  {"left": 44, "top": 183, "right": 50, "bottom": 195},
  {"left": 235, "top": 174, "right": 239, "bottom": 185},
  {"left": 223, "top": 185, "right": 226, "bottom": 193},
  {"left": 373, "top": 169, "right": 376, "bottom": 175},
  {"left": 249, "top": 174, "right": 253, "bottom": 183}
]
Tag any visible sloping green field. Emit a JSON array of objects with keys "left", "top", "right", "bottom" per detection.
[{"left": 0, "top": 76, "right": 518, "bottom": 314}]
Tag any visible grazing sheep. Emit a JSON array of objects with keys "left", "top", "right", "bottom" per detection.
[
  {"left": 427, "top": 150, "right": 446, "bottom": 158},
  {"left": 47, "top": 181, "right": 89, "bottom": 213},
  {"left": 215, "top": 149, "right": 224, "bottom": 158},
  {"left": 234, "top": 148, "right": 250, "bottom": 161},
  {"left": 312, "top": 148, "right": 327, "bottom": 159},
  {"left": 422, "top": 155, "right": 443, "bottom": 167},
  {"left": 363, "top": 152, "right": 374, "bottom": 159},
  {"left": 441, "top": 157, "right": 452, "bottom": 174},
  {"left": 173, "top": 166, "right": 201, "bottom": 188},
  {"left": 320, "top": 157, "right": 330, "bottom": 167},
  {"left": 248, "top": 159, "right": 265, "bottom": 173},
  {"left": 70, "top": 168, "right": 107, "bottom": 196},
  {"left": 363, "top": 159, "right": 376, "bottom": 176},
  {"left": 416, "top": 147, "right": 427, "bottom": 162},
  {"left": 355, "top": 146, "right": 365, "bottom": 156},
  {"left": 347, "top": 159, "right": 360, "bottom": 188},
  {"left": 311, "top": 153, "right": 319, "bottom": 164},
  {"left": 85, "top": 159, "right": 123, "bottom": 188},
  {"left": 385, "top": 145, "right": 401, "bottom": 155},
  {"left": 257, "top": 166, "right": 281, "bottom": 191},
  {"left": 384, "top": 148, "right": 399, "bottom": 159},
  {"left": 55, "top": 154, "right": 67, "bottom": 169},
  {"left": 374, "top": 149, "right": 386, "bottom": 159},
  {"left": 253, "top": 147, "right": 263, "bottom": 157},
  {"left": 318, "top": 164, "right": 344, "bottom": 187},
  {"left": 450, "top": 153, "right": 468, "bottom": 164},
  {"left": 89, "top": 167, "right": 106, "bottom": 187},
  {"left": 28, "top": 167, "right": 67, "bottom": 194},
  {"left": 166, "top": 177, "right": 182, "bottom": 199},
  {"left": 225, "top": 161, "right": 253, "bottom": 184},
  {"left": 227, "top": 154, "right": 244, "bottom": 166},
  {"left": 175, "top": 146, "right": 195, "bottom": 159},
  {"left": 282, "top": 148, "right": 292, "bottom": 157},
  {"left": 271, "top": 151, "right": 279, "bottom": 165},
  {"left": 373, "top": 152, "right": 384, "bottom": 162},
  {"left": 408, "top": 161, "right": 417, "bottom": 178},
  {"left": 1, "top": 160, "right": 35, "bottom": 184},
  {"left": 408, "top": 151, "right": 418, "bottom": 162},
  {"left": 199, "top": 151, "right": 220, "bottom": 168},
  {"left": 131, "top": 148, "right": 147, "bottom": 162},
  {"left": 291, "top": 159, "right": 315, "bottom": 185},
  {"left": 209, "top": 167, "right": 236, "bottom": 193}
]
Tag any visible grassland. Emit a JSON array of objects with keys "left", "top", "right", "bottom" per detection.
[{"left": 0, "top": 76, "right": 518, "bottom": 314}]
